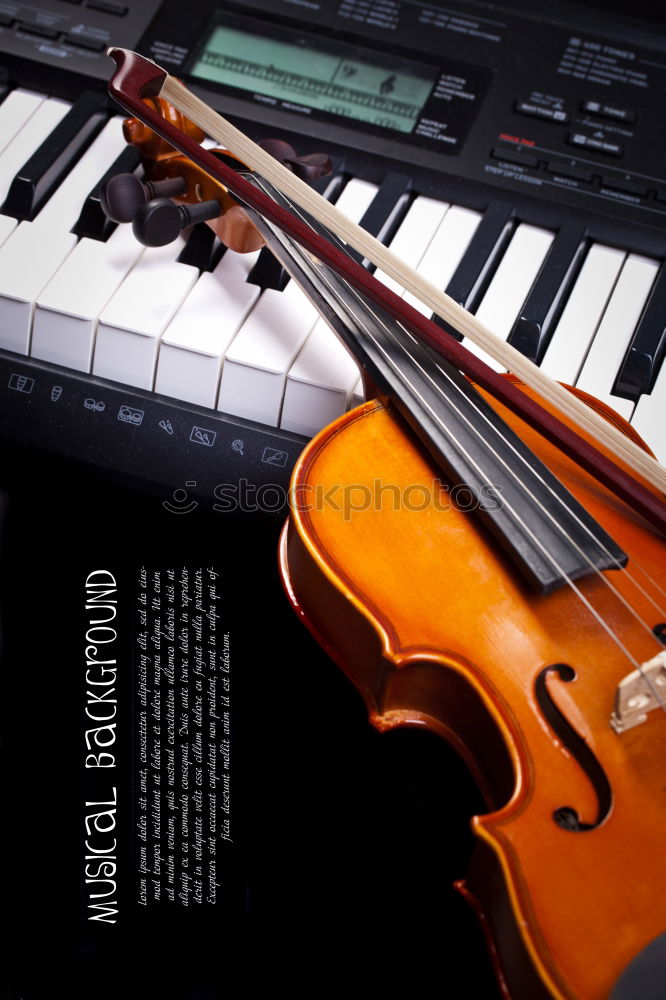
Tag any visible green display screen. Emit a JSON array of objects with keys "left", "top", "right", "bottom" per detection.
[{"left": 191, "top": 25, "right": 435, "bottom": 134}]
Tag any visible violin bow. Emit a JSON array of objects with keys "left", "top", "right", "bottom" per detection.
[{"left": 106, "top": 48, "right": 666, "bottom": 532}]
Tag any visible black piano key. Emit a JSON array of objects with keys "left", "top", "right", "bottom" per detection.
[
  {"left": 0, "top": 68, "right": 8, "bottom": 104},
  {"left": 72, "top": 144, "right": 141, "bottom": 240},
  {"left": 507, "top": 222, "right": 588, "bottom": 363},
  {"left": 443, "top": 201, "right": 515, "bottom": 312},
  {"left": 613, "top": 265, "right": 666, "bottom": 401},
  {"left": 248, "top": 157, "right": 347, "bottom": 291},
  {"left": 247, "top": 242, "right": 293, "bottom": 291},
  {"left": 1, "top": 91, "right": 108, "bottom": 221},
  {"left": 349, "top": 171, "right": 412, "bottom": 265},
  {"left": 177, "top": 222, "right": 220, "bottom": 271}
]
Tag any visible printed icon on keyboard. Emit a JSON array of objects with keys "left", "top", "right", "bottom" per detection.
[
  {"left": 159, "top": 418, "right": 174, "bottom": 435},
  {"left": 162, "top": 480, "right": 198, "bottom": 514},
  {"left": 190, "top": 425, "right": 216, "bottom": 447},
  {"left": 8, "top": 373, "right": 35, "bottom": 394},
  {"left": 261, "top": 446, "right": 289, "bottom": 467},
  {"left": 84, "top": 398, "right": 106, "bottom": 412},
  {"left": 118, "top": 404, "right": 144, "bottom": 426},
  {"left": 231, "top": 438, "right": 245, "bottom": 456},
  {"left": 51, "top": 386, "right": 63, "bottom": 402}
]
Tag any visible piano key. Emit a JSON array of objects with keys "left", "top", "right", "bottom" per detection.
[
  {"left": 93, "top": 239, "right": 199, "bottom": 390},
  {"left": 280, "top": 320, "right": 360, "bottom": 437},
  {"left": 2, "top": 91, "right": 107, "bottom": 221},
  {"left": 33, "top": 115, "right": 127, "bottom": 231},
  {"left": 443, "top": 201, "right": 515, "bottom": 310},
  {"left": 217, "top": 281, "right": 320, "bottom": 426},
  {"left": 462, "top": 223, "right": 554, "bottom": 371},
  {"left": 350, "top": 171, "right": 411, "bottom": 264},
  {"left": 154, "top": 256, "right": 260, "bottom": 408},
  {"left": 0, "top": 119, "right": 129, "bottom": 354},
  {"left": 0, "top": 213, "right": 16, "bottom": 246},
  {"left": 541, "top": 243, "right": 626, "bottom": 384},
  {"left": 0, "top": 97, "right": 70, "bottom": 209},
  {"left": 176, "top": 223, "right": 220, "bottom": 272},
  {"left": 31, "top": 224, "right": 143, "bottom": 372},
  {"left": 72, "top": 144, "right": 141, "bottom": 240},
  {"left": 575, "top": 253, "right": 659, "bottom": 419},
  {"left": 0, "top": 89, "right": 45, "bottom": 158},
  {"left": 402, "top": 204, "right": 482, "bottom": 316},
  {"left": 613, "top": 265, "right": 666, "bottom": 402},
  {"left": 507, "top": 223, "right": 588, "bottom": 362},
  {"left": 630, "top": 352, "right": 666, "bottom": 464},
  {"left": 373, "top": 195, "right": 449, "bottom": 294}
]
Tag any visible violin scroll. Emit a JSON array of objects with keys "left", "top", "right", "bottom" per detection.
[{"left": 100, "top": 94, "right": 332, "bottom": 254}]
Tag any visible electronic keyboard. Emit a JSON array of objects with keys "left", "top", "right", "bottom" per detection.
[{"left": 0, "top": 0, "right": 665, "bottom": 511}]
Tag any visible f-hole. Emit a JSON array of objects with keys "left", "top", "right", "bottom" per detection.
[{"left": 535, "top": 663, "right": 613, "bottom": 832}]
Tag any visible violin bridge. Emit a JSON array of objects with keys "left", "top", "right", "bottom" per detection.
[{"left": 611, "top": 651, "right": 666, "bottom": 733}]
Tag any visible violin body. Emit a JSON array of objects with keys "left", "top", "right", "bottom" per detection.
[{"left": 279, "top": 380, "right": 666, "bottom": 1000}]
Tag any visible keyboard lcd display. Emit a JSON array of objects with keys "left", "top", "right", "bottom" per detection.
[{"left": 191, "top": 25, "right": 435, "bottom": 134}]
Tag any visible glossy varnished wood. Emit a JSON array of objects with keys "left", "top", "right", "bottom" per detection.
[{"left": 280, "top": 385, "right": 666, "bottom": 1000}]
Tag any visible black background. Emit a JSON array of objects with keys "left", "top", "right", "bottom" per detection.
[{"left": 0, "top": 445, "right": 499, "bottom": 999}]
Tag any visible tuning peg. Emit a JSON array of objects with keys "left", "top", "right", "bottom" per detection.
[
  {"left": 132, "top": 197, "right": 221, "bottom": 247},
  {"left": 100, "top": 172, "right": 187, "bottom": 223}
]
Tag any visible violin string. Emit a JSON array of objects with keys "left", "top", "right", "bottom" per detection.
[
  {"left": 251, "top": 176, "right": 666, "bottom": 712},
  {"left": 430, "top": 354, "right": 666, "bottom": 618},
  {"left": 261, "top": 177, "right": 663, "bottom": 625}
]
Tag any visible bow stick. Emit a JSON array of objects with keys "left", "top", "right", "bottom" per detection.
[{"left": 106, "top": 48, "right": 666, "bottom": 532}]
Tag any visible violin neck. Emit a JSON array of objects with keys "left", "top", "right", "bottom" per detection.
[{"left": 245, "top": 175, "right": 627, "bottom": 594}]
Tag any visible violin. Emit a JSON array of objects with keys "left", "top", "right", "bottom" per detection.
[{"left": 105, "top": 50, "right": 666, "bottom": 1000}]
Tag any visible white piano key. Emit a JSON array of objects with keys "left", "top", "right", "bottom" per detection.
[
  {"left": 218, "top": 281, "right": 319, "bottom": 426},
  {"left": 31, "top": 225, "right": 144, "bottom": 372},
  {"left": 0, "top": 221, "right": 77, "bottom": 353},
  {"left": 373, "top": 195, "right": 449, "bottom": 294},
  {"left": 631, "top": 358, "right": 666, "bottom": 465},
  {"left": 280, "top": 322, "right": 361, "bottom": 437},
  {"left": 155, "top": 261, "right": 260, "bottom": 408},
  {"left": 0, "top": 97, "right": 70, "bottom": 206},
  {"left": 33, "top": 116, "right": 126, "bottom": 231},
  {"left": 462, "top": 223, "right": 554, "bottom": 371},
  {"left": 0, "top": 213, "right": 16, "bottom": 246},
  {"left": 93, "top": 240, "right": 198, "bottom": 390},
  {"left": 214, "top": 247, "right": 261, "bottom": 283},
  {"left": 403, "top": 204, "right": 482, "bottom": 314},
  {"left": 0, "top": 89, "right": 45, "bottom": 158},
  {"left": 0, "top": 118, "right": 129, "bottom": 354},
  {"left": 541, "top": 243, "right": 626, "bottom": 384},
  {"left": 575, "top": 253, "right": 660, "bottom": 420},
  {"left": 334, "top": 176, "right": 379, "bottom": 221}
]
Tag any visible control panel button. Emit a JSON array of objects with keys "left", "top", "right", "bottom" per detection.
[
  {"left": 547, "top": 161, "right": 593, "bottom": 182},
  {"left": 86, "top": 0, "right": 128, "bottom": 13},
  {"left": 515, "top": 101, "right": 569, "bottom": 124},
  {"left": 581, "top": 100, "right": 637, "bottom": 125},
  {"left": 491, "top": 147, "right": 539, "bottom": 169},
  {"left": 18, "top": 22, "right": 60, "bottom": 39},
  {"left": 601, "top": 176, "right": 648, "bottom": 198},
  {"left": 567, "top": 133, "right": 623, "bottom": 157},
  {"left": 65, "top": 33, "right": 106, "bottom": 51}
]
